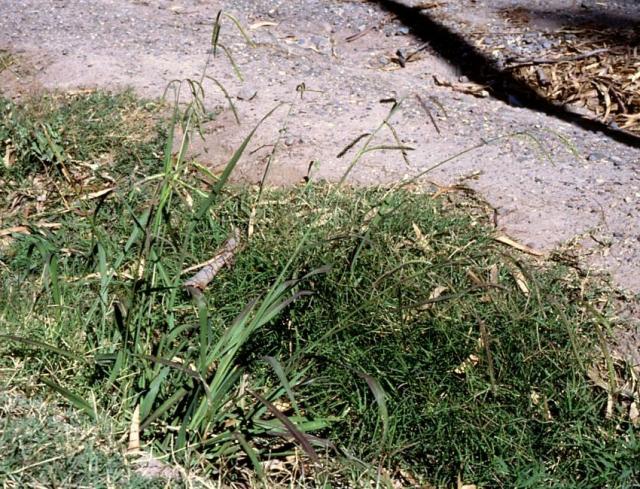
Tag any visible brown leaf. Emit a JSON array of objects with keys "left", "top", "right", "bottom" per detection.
[
  {"left": 127, "top": 404, "right": 141, "bottom": 454},
  {"left": 506, "top": 263, "right": 530, "bottom": 296},
  {"left": 0, "top": 226, "right": 30, "bottom": 237},
  {"left": 629, "top": 401, "right": 639, "bottom": 427}
]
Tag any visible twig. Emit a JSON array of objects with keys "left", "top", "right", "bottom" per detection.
[
  {"left": 416, "top": 94, "right": 441, "bottom": 134},
  {"left": 505, "top": 48, "right": 610, "bottom": 70},
  {"left": 183, "top": 228, "right": 241, "bottom": 297},
  {"left": 479, "top": 320, "right": 497, "bottom": 396},
  {"left": 395, "top": 42, "right": 431, "bottom": 67},
  {"left": 336, "top": 133, "right": 371, "bottom": 158},
  {"left": 345, "top": 26, "right": 375, "bottom": 42},
  {"left": 406, "top": 42, "right": 430, "bottom": 62}
]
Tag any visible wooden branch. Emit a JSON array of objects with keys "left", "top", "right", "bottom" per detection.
[{"left": 183, "top": 228, "right": 241, "bottom": 298}]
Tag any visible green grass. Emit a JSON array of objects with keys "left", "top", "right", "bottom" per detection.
[
  {"left": 0, "top": 391, "right": 172, "bottom": 488},
  {"left": 1, "top": 89, "right": 638, "bottom": 488}
]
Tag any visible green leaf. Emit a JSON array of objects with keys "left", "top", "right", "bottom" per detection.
[
  {"left": 358, "top": 372, "right": 389, "bottom": 446},
  {"left": 263, "top": 356, "right": 302, "bottom": 417},
  {"left": 41, "top": 377, "right": 97, "bottom": 421},
  {"left": 196, "top": 104, "right": 282, "bottom": 219}
]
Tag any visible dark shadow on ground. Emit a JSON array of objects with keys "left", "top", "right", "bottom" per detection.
[
  {"left": 521, "top": 7, "right": 640, "bottom": 46},
  {"left": 375, "top": 0, "right": 640, "bottom": 148}
]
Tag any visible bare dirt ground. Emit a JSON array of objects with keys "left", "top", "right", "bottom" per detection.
[{"left": 1, "top": 0, "right": 639, "bottom": 298}]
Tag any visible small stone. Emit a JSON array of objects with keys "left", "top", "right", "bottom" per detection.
[
  {"left": 459, "top": 75, "right": 469, "bottom": 83},
  {"left": 397, "top": 26, "right": 410, "bottom": 35},
  {"left": 610, "top": 156, "right": 625, "bottom": 167},
  {"left": 236, "top": 86, "right": 257, "bottom": 101},
  {"left": 587, "top": 152, "right": 606, "bottom": 161}
]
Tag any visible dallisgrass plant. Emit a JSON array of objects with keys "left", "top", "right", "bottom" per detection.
[{"left": 1, "top": 18, "right": 638, "bottom": 488}]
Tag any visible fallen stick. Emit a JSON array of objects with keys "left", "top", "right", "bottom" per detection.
[
  {"left": 416, "top": 93, "right": 441, "bottom": 134},
  {"left": 345, "top": 25, "right": 375, "bottom": 42},
  {"left": 505, "top": 48, "right": 610, "bottom": 70},
  {"left": 183, "top": 228, "right": 241, "bottom": 298}
]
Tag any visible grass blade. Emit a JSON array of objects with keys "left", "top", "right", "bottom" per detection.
[
  {"left": 234, "top": 432, "right": 265, "bottom": 482},
  {"left": 223, "top": 12, "right": 256, "bottom": 48},
  {"left": 196, "top": 104, "right": 282, "bottom": 219},
  {"left": 263, "top": 356, "right": 302, "bottom": 417},
  {"left": 249, "top": 389, "right": 320, "bottom": 463},
  {"left": 41, "top": 377, "right": 97, "bottom": 421},
  {"left": 206, "top": 75, "right": 240, "bottom": 124},
  {"left": 0, "top": 334, "right": 86, "bottom": 361},
  {"left": 358, "top": 372, "right": 389, "bottom": 445}
]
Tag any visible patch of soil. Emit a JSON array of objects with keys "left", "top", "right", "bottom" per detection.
[{"left": 0, "top": 0, "right": 638, "bottom": 299}]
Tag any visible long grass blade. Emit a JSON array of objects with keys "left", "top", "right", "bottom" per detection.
[
  {"left": 41, "top": 377, "right": 97, "bottom": 421},
  {"left": 206, "top": 75, "right": 240, "bottom": 124},
  {"left": 196, "top": 104, "right": 282, "bottom": 219},
  {"left": 234, "top": 432, "right": 265, "bottom": 482},
  {"left": 223, "top": 12, "right": 256, "bottom": 48},
  {"left": 249, "top": 389, "right": 320, "bottom": 463},
  {"left": 0, "top": 334, "right": 87, "bottom": 361},
  {"left": 263, "top": 356, "right": 302, "bottom": 417},
  {"left": 358, "top": 372, "right": 389, "bottom": 445}
]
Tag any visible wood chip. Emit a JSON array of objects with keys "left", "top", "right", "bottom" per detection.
[{"left": 433, "top": 75, "right": 489, "bottom": 98}]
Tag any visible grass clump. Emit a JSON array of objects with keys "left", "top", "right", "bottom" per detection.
[
  {"left": 1, "top": 89, "right": 638, "bottom": 488},
  {"left": 0, "top": 90, "right": 161, "bottom": 178}
]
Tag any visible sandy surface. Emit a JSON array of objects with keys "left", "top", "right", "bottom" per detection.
[{"left": 1, "top": 0, "right": 639, "bottom": 295}]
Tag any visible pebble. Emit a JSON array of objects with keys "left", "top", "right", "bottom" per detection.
[
  {"left": 610, "top": 156, "right": 625, "bottom": 167},
  {"left": 587, "top": 152, "right": 606, "bottom": 161},
  {"left": 236, "top": 86, "right": 257, "bottom": 101}
]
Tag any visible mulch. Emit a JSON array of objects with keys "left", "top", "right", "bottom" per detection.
[{"left": 507, "top": 26, "right": 640, "bottom": 135}]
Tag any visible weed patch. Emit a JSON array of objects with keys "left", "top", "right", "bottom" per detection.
[{"left": 1, "top": 90, "right": 638, "bottom": 488}]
